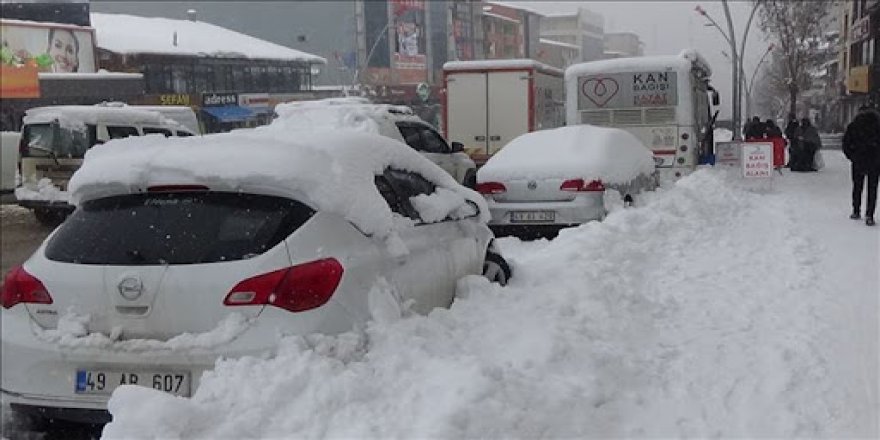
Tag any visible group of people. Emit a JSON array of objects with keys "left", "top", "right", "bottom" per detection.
[
  {"left": 743, "top": 116, "right": 784, "bottom": 140},
  {"left": 843, "top": 106, "right": 880, "bottom": 226}
]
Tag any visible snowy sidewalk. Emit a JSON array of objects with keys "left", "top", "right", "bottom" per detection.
[{"left": 102, "top": 151, "right": 878, "bottom": 439}]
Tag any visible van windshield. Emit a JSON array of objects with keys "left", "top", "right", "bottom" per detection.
[{"left": 21, "top": 123, "right": 96, "bottom": 159}]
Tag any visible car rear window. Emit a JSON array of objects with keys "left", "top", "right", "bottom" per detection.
[{"left": 45, "top": 192, "right": 315, "bottom": 265}]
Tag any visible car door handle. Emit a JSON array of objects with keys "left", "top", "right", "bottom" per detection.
[
  {"left": 490, "top": 135, "right": 501, "bottom": 141},
  {"left": 475, "top": 135, "right": 486, "bottom": 141}
]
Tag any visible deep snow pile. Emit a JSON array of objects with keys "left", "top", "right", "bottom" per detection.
[{"left": 102, "top": 154, "right": 877, "bottom": 438}]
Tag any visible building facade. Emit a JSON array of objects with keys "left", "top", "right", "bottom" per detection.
[
  {"left": 536, "top": 38, "right": 580, "bottom": 69},
  {"left": 840, "top": 0, "right": 880, "bottom": 123},
  {"left": 90, "top": 12, "right": 324, "bottom": 133},
  {"left": 539, "top": 8, "right": 604, "bottom": 62},
  {"left": 604, "top": 32, "right": 644, "bottom": 58}
]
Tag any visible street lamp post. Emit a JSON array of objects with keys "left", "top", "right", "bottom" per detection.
[{"left": 695, "top": 1, "right": 763, "bottom": 141}]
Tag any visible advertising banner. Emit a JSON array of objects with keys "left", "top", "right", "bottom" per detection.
[
  {"left": 577, "top": 71, "right": 678, "bottom": 110},
  {"left": 0, "top": 65, "right": 40, "bottom": 98},
  {"left": 1, "top": 20, "right": 96, "bottom": 73},
  {"left": 392, "top": 0, "right": 427, "bottom": 84}
]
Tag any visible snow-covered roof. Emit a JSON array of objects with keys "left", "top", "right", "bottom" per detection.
[
  {"left": 477, "top": 125, "right": 655, "bottom": 185},
  {"left": 90, "top": 13, "right": 326, "bottom": 64},
  {"left": 38, "top": 72, "right": 143, "bottom": 80},
  {"left": 444, "top": 59, "right": 563, "bottom": 76},
  {"left": 68, "top": 118, "right": 486, "bottom": 239},
  {"left": 24, "top": 105, "right": 180, "bottom": 128},
  {"left": 485, "top": 1, "right": 544, "bottom": 16},
  {"left": 482, "top": 11, "right": 520, "bottom": 24},
  {"left": 269, "top": 97, "right": 423, "bottom": 132},
  {"left": 540, "top": 38, "right": 580, "bottom": 51},
  {"left": 565, "top": 49, "right": 712, "bottom": 80}
]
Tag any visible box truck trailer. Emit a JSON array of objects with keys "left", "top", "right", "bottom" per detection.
[{"left": 442, "top": 59, "right": 564, "bottom": 166}]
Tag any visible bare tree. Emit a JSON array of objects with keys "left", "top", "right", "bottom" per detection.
[{"left": 756, "top": 0, "right": 832, "bottom": 117}]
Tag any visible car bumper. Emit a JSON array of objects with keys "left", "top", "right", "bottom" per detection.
[
  {"left": 486, "top": 195, "right": 606, "bottom": 227},
  {"left": 0, "top": 306, "right": 322, "bottom": 415}
]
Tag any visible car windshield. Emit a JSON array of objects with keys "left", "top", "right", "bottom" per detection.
[
  {"left": 21, "top": 122, "right": 96, "bottom": 158},
  {"left": 44, "top": 192, "right": 315, "bottom": 265}
]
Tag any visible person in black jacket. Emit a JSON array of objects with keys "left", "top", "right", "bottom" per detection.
[
  {"left": 784, "top": 115, "right": 799, "bottom": 168},
  {"left": 765, "top": 119, "right": 783, "bottom": 138},
  {"left": 842, "top": 106, "right": 880, "bottom": 226},
  {"left": 744, "top": 116, "right": 765, "bottom": 139}
]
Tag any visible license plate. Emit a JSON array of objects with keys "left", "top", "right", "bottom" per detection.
[
  {"left": 510, "top": 211, "right": 555, "bottom": 223},
  {"left": 75, "top": 369, "right": 191, "bottom": 396}
]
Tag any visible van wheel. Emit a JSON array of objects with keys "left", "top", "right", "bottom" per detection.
[
  {"left": 463, "top": 169, "right": 477, "bottom": 189},
  {"left": 33, "top": 208, "right": 64, "bottom": 227},
  {"left": 483, "top": 252, "right": 512, "bottom": 286}
]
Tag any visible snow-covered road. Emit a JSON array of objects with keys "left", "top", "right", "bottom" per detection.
[{"left": 94, "top": 151, "right": 877, "bottom": 438}]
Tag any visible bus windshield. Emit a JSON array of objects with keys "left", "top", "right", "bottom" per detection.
[{"left": 22, "top": 122, "right": 96, "bottom": 159}]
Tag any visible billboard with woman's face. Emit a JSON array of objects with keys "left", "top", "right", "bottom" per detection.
[{"left": 1, "top": 20, "right": 96, "bottom": 73}]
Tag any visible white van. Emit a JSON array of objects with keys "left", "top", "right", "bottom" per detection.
[{"left": 16, "top": 105, "right": 197, "bottom": 225}]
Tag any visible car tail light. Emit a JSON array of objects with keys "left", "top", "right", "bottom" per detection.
[
  {"left": 1, "top": 265, "right": 53, "bottom": 309},
  {"left": 560, "top": 179, "right": 605, "bottom": 192},
  {"left": 476, "top": 182, "right": 507, "bottom": 195},
  {"left": 223, "top": 258, "right": 344, "bottom": 313},
  {"left": 147, "top": 184, "right": 209, "bottom": 192}
]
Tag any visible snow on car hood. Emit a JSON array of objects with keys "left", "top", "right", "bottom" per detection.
[
  {"left": 68, "top": 129, "right": 488, "bottom": 238},
  {"left": 477, "top": 125, "right": 656, "bottom": 184}
]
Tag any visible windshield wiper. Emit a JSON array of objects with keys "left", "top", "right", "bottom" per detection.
[{"left": 27, "top": 144, "right": 61, "bottom": 167}]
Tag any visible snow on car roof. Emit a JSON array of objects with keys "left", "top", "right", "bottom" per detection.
[
  {"left": 477, "top": 125, "right": 656, "bottom": 185},
  {"left": 68, "top": 128, "right": 487, "bottom": 238},
  {"left": 23, "top": 105, "right": 182, "bottom": 129},
  {"left": 268, "top": 98, "right": 423, "bottom": 134},
  {"left": 90, "top": 13, "right": 326, "bottom": 64},
  {"left": 565, "top": 49, "right": 712, "bottom": 79}
]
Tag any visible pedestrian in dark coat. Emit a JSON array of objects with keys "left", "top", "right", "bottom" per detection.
[
  {"left": 784, "top": 115, "right": 799, "bottom": 167},
  {"left": 793, "top": 118, "right": 821, "bottom": 172},
  {"left": 842, "top": 106, "right": 880, "bottom": 226},
  {"left": 765, "top": 119, "right": 783, "bottom": 138},
  {"left": 744, "top": 116, "right": 765, "bottom": 139}
]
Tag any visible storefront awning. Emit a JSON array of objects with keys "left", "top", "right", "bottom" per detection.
[{"left": 202, "top": 105, "right": 254, "bottom": 122}]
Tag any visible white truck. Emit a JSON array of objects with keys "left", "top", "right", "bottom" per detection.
[{"left": 443, "top": 59, "right": 565, "bottom": 166}]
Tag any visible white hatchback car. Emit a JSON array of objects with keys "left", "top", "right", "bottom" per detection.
[
  {"left": 1, "top": 128, "right": 510, "bottom": 424},
  {"left": 476, "top": 125, "right": 658, "bottom": 237},
  {"left": 271, "top": 97, "right": 478, "bottom": 187}
]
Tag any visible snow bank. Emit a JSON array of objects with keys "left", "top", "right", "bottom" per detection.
[
  {"left": 477, "top": 125, "right": 655, "bottom": 184},
  {"left": 14, "top": 177, "right": 67, "bottom": 203},
  {"left": 68, "top": 128, "right": 487, "bottom": 239},
  {"left": 103, "top": 162, "right": 857, "bottom": 438},
  {"left": 90, "top": 13, "right": 325, "bottom": 64}
]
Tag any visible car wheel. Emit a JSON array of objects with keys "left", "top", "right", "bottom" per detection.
[
  {"left": 33, "top": 208, "right": 64, "bottom": 227},
  {"left": 483, "top": 252, "right": 511, "bottom": 286},
  {"left": 463, "top": 169, "right": 477, "bottom": 189}
]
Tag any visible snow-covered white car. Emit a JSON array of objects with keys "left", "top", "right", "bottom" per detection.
[
  {"left": 476, "top": 125, "right": 658, "bottom": 237},
  {"left": 270, "top": 97, "right": 478, "bottom": 187},
  {"left": 1, "top": 128, "right": 510, "bottom": 424}
]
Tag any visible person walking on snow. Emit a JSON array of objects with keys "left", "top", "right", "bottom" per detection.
[
  {"left": 843, "top": 106, "right": 880, "bottom": 226},
  {"left": 793, "top": 118, "right": 821, "bottom": 172},
  {"left": 784, "top": 115, "right": 799, "bottom": 168}
]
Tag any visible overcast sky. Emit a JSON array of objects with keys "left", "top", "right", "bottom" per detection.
[{"left": 518, "top": 1, "right": 773, "bottom": 118}]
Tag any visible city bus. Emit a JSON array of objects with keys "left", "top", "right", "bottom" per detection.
[{"left": 565, "top": 49, "right": 719, "bottom": 180}]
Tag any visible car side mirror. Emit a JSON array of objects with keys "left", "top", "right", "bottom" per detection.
[
  {"left": 451, "top": 141, "right": 464, "bottom": 153},
  {"left": 712, "top": 90, "right": 720, "bottom": 106}
]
